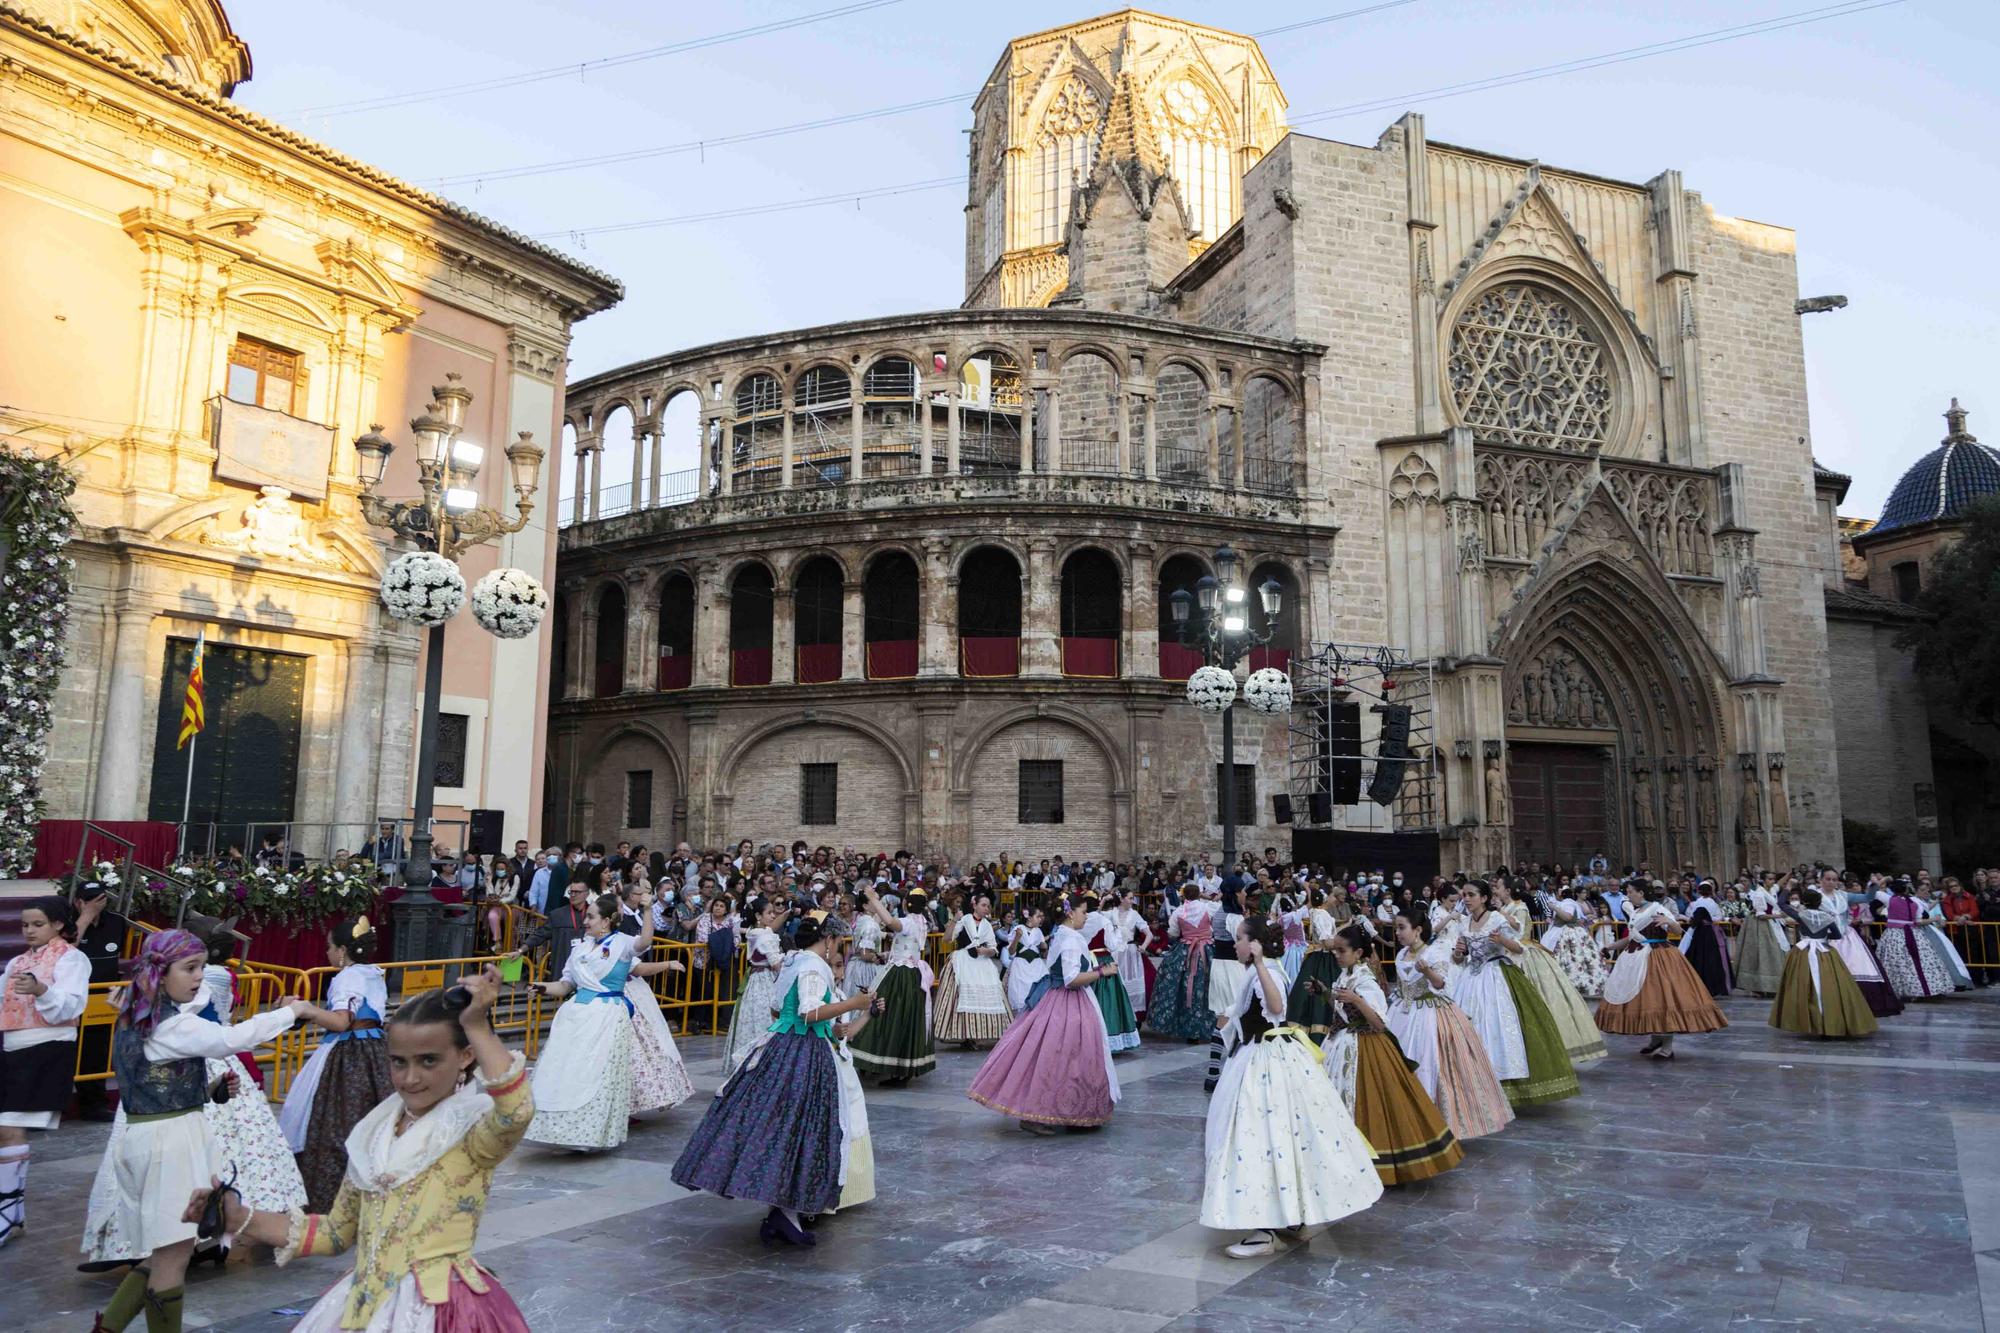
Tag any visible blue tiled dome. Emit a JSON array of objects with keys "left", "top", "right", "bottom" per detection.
[{"left": 1872, "top": 400, "right": 2000, "bottom": 534}]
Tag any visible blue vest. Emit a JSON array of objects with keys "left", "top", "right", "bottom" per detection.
[{"left": 111, "top": 1025, "right": 207, "bottom": 1117}]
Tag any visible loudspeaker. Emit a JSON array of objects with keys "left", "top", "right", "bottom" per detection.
[
  {"left": 1272, "top": 793, "right": 1293, "bottom": 825},
  {"left": 467, "top": 808, "right": 505, "bottom": 856},
  {"left": 1307, "top": 791, "right": 1332, "bottom": 824},
  {"left": 1321, "top": 701, "right": 1362, "bottom": 805},
  {"left": 1368, "top": 705, "right": 1414, "bottom": 806}
]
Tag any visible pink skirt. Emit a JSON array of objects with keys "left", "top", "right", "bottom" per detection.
[
  {"left": 293, "top": 1268, "right": 531, "bottom": 1333},
  {"left": 965, "top": 985, "right": 1115, "bottom": 1126}
]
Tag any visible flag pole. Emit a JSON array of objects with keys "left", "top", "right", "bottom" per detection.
[{"left": 179, "top": 729, "right": 196, "bottom": 858}]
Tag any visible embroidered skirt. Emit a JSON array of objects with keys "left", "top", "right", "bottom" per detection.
[
  {"left": 1594, "top": 946, "right": 1729, "bottom": 1037},
  {"left": 966, "top": 985, "right": 1117, "bottom": 1127},
  {"left": 845, "top": 965, "right": 935, "bottom": 1080},
  {"left": 1201, "top": 1032, "right": 1382, "bottom": 1231},
  {"left": 1769, "top": 944, "right": 1877, "bottom": 1039},
  {"left": 1515, "top": 942, "right": 1609, "bottom": 1066},
  {"left": 1498, "top": 965, "right": 1580, "bottom": 1106},
  {"left": 1327, "top": 1029, "right": 1464, "bottom": 1186},
  {"left": 1283, "top": 950, "right": 1342, "bottom": 1042},
  {"left": 291, "top": 1267, "right": 531, "bottom": 1333},
  {"left": 722, "top": 969, "right": 785, "bottom": 1077},
  {"left": 1733, "top": 917, "right": 1792, "bottom": 996},
  {"left": 1089, "top": 960, "right": 1140, "bottom": 1053},
  {"left": 1146, "top": 943, "right": 1213, "bottom": 1041},
  {"left": 1385, "top": 992, "right": 1513, "bottom": 1142},
  {"left": 672, "top": 1031, "right": 843, "bottom": 1214},
  {"left": 296, "top": 1038, "right": 394, "bottom": 1212},
  {"left": 933, "top": 951, "right": 1012, "bottom": 1045}
]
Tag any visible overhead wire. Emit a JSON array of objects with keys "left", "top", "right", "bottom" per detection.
[{"left": 518, "top": 0, "right": 1906, "bottom": 242}]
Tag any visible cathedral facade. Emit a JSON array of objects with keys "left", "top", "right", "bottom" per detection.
[{"left": 548, "top": 9, "right": 1841, "bottom": 874}]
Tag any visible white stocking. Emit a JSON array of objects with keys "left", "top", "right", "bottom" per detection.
[{"left": 0, "top": 1144, "right": 27, "bottom": 1243}]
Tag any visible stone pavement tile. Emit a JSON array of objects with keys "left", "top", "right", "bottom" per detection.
[
  {"left": 959, "top": 1296, "right": 1171, "bottom": 1333},
  {"left": 1976, "top": 1253, "right": 2000, "bottom": 1333},
  {"left": 1770, "top": 1275, "right": 1983, "bottom": 1329}
]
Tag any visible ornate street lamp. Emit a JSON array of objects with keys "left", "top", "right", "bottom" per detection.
[
  {"left": 1170, "top": 546, "right": 1292, "bottom": 872},
  {"left": 353, "top": 373, "right": 547, "bottom": 960}
]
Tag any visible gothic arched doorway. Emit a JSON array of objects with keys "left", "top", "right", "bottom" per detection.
[{"left": 1498, "top": 553, "right": 1729, "bottom": 875}]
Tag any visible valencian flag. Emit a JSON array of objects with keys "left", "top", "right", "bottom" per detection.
[{"left": 177, "top": 630, "right": 206, "bottom": 750}]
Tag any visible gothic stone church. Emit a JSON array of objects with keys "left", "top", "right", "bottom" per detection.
[{"left": 548, "top": 9, "right": 1839, "bottom": 875}]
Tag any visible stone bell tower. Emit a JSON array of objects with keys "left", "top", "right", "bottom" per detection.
[{"left": 963, "top": 8, "right": 1289, "bottom": 310}]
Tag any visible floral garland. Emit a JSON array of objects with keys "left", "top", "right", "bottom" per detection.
[
  {"left": 471, "top": 567, "right": 549, "bottom": 639},
  {"left": 381, "top": 550, "right": 465, "bottom": 626},
  {"left": 117, "top": 858, "right": 386, "bottom": 928},
  {"left": 0, "top": 448, "right": 76, "bottom": 877}
]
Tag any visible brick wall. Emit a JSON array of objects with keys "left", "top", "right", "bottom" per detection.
[
  {"left": 720, "top": 721, "right": 907, "bottom": 852},
  {"left": 1689, "top": 203, "right": 1843, "bottom": 862},
  {"left": 587, "top": 731, "right": 681, "bottom": 847},
  {"left": 967, "top": 717, "right": 1114, "bottom": 864}
]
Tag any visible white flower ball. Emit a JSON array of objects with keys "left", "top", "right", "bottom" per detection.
[
  {"left": 471, "top": 567, "right": 550, "bottom": 640},
  {"left": 381, "top": 551, "right": 465, "bottom": 626},
  {"left": 1243, "top": 667, "right": 1294, "bottom": 715},
  {"left": 1185, "top": 664, "right": 1237, "bottom": 713}
]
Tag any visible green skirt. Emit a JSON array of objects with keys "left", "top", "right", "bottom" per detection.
[
  {"left": 1284, "top": 950, "right": 1341, "bottom": 1042},
  {"left": 846, "top": 964, "right": 936, "bottom": 1080},
  {"left": 1499, "top": 963, "right": 1580, "bottom": 1106},
  {"left": 1092, "top": 954, "right": 1140, "bottom": 1052}
]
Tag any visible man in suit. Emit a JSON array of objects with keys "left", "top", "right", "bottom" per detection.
[{"left": 512, "top": 879, "right": 592, "bottom": 973}]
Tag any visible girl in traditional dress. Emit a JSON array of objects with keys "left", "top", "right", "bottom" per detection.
[
  {"left": 672, "top": 915, "right": 881, "bottom": 1246},
  {"left": 1277, "top": 895, "right": 1309, "bottom": 981},
  {"left": 935, "top": 894, "right": 1013, "bottom": 1047},
  {"left": 1678, "top": 880, "right": 1735, "bottom": 998},
  {"left": 1819, "top": 873, "right": 1903, "bottom": 1018},
  {"left": 1769, "top": 887, "right": 1878, "bottom": 1039},
  {"left": 1147, "top": 890, "right": 1216, "bottom": 1042},
  {"left": 525, "top": 892, "right": 651, "bottom": 1151},
  {"left": 0, "top": 896, "right": 87, "bottom": 1251},
  {"left": 1494, "top": 876, "right": 1606, "bottom": 1068},
  {"left": 967, "top": 895, "right": 1120, "bottom": 1135},
  {"left": 723, "top": 898, "right": 788, "bottom": 1076},
  {"left": 824, "top": 964, "right": 878, "bottom": 1215},
  {"left": 1386, "top": 910, "right": 1512, "bottom": 1143},
  {"left": 1540, "top": 899, "right": 1609, "bottom": 999},
  {"left": 846, "top": 885, "right": 936, "bottom": 1083},
  {"left": 1317, "top": 926, "right": 1463, "bottom": 1185},
  {"left": 1285, "top": 889, "right": 1343, "bottom": 1042},
  {"left": 88, "top": 930, "right": 315, "bottom": 1333},
  {"left": 184, "top": 966, "right": 536, "bottom": 1333},
  {"left": 1878, "top": 878, "right": 1956, "bottom": 1000},
  {"left": 1595, "top": 884, "right": 1729, "bottom": 1060},
  {"left": 1005, "top": 906, "right": 1051, "bottom": 1012},
  {"left": 1734, "top": 877, "right": 1792, "bottom": 997},
  {"left": 1449, "top": 880, "right": 1578, "bottom": 1107},
  {"left": 1081, "top": 896, "right": 1141, "bottom": 1054},
  {"left": 1106, "top": 891, "right": 1152, "bottom": 1019},
  {"left": 81, "top": 919, "right": 306, "bottom": 1271},
  {"left": 1919, "top": 882, "right": 1975, "bottom": 990},
  {"left": 1201, "top": 913, "right": 1382, "bottom": 1260},
  {"left": 845, "top": 890, "right": 884, "bottom": 996},
  {"left": 278, "top": 917, "right": 394, "bottom": 1212}
]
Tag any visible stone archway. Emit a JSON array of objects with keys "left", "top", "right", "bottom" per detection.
[{"left": 1498, "top": 552, "right": 1730, "bottom": 874}]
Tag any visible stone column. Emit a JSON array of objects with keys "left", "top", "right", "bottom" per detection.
[
  {"left": 1206, "top": 403, "right": 1222, "bottom": 486},
  {"left": 373, "top": 633, "right": 420, "bottom": 829},
  {"left": 1143, "top": 391, "right": 1158, "bottom": 479},
  {"left": 1022, "top": 537, "right": 1060, "bottom": 679},
  {"left": 91, "top": 606, "right": 155, "bottom": 821},
  {"left": 1045, "top": 387, "right": 1063, "bottom": 474},
  {"left": 716, "top": 418, "right": 733, "bottom": 496},
  {"left": 578, "top": 607, "right": 601, "bottom": 697},
  {"left": 623, "top": 575, "right": 659, "bottom": 693},
  {"left": 780, "top": 384, "right": 795, "bottom": 490},
  {"left": 849, "top": 372, "right": 864, "bottom": 481},
  {"left": 770, "top": 587, "right": 796, "bottom": 686},
  {"left": 841, "top": 581, "right": 865, "bottom": 680},
  {"left": 571, "top": 450, "right": 587, "bottom": 525},
  {"left": 915, "top": 699, "right": 957, "bottom": 855},
  {"left": 947, "top": 383, "right": 962, "bottom": 478},
  {"left": 332, "top": 640, "right": 387, "bottom": 838},
  {"left": 683, "top": 703, "right": 719, "bottom": 845},
  {"left": 918, "top": 368, "right": 933, "bottom": 474},
  {"left": 628, "top": 429, "right": 644, "bottom": 509},
  {"left": 647, "top": 427, "right": 663, "bottom": 506},
  {"left": 693, "top": 563, "right": 730, "bottom": 688},
  {"left": 1129, "top": 542, "right": 1157, "bottom": 679},
  {"left": 920, "top": 537, "right": 953, "bottom": 677},
  {"left": 560, "top": 582, "right": 590, "bottom": 701},
  {"left": 1228, "top": 402, "right": 1245, "bottom": 489},
  {"left": 1019, "top": 382, "right": 1036, "bottom": 476}
]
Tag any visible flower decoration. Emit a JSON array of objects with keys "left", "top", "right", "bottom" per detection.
[
  {"left": 1243, "top": 667, "right": 1294, "bottom": 715},
  {"left": 380, "top": 551, "right": 465, "bottom": 626},
  {"left": 1185, "top": 664, "right": 1237, "bottom": 714},
  {"left": 126, "top": 858, "right": 385, "bottom": 927},
  {"left": 471, "top": 567, "right": 549, "bottom": 639},
  {"left": 0, "top": 447, "right": 77, "bottom": 876}
]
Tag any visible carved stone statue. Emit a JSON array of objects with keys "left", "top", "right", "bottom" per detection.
[
  {"left": 202, "top": 485, "right": 332, "bottom": 565},
  {"left": 1665, "top": 769, "right": 1687, "bottom": 833},
  {"left": 1738, "top": 769, "right": 1765, "bottom": 866},
  {"left": 1695, "top": 763, "right": 1718, "bottom": 833},
  {"left": 1631, "top": 767, "right": 1655, "bottom": 832},
  {"left": 1768, "top": 764, "right": 1791, "bottom": 832},
  {"left": 1485, "top": 755, "right": 1509, "bottom": 825},
  {"left": 1538, "top": 670, "right": 1559, "bottom": 724},
  {"left": 1522, "top": 670, "right": 1541, "bottom": 723}
]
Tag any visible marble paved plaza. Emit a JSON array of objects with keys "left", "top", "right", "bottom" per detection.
[{"left": 8, "top": 990, "right": 1997, "bottom": 1332}]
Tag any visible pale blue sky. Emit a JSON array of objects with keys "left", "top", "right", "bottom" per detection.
[{"left": 226, "top": 0, "right": 1997, "bottom": 517}]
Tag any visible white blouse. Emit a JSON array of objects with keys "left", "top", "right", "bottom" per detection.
[
  {"left": 0, "top": 946, "right": 91, "bottom": 1050},
  {"left": 143, "top": 998, "right": 298, "bottom": 1061}
]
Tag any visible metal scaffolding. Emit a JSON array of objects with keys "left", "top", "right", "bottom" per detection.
[{"left": 1286, "top": 642, "right": 1441, "bottom": 834}]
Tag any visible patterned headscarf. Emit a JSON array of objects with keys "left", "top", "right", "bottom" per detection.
[{"left": 118, "top": 928, "right": 205, "bottom": 1034}]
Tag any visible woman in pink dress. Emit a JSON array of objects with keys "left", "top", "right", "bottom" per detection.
[{"left": 966, "top": 895, "right": 1121, "bottom": 1135}]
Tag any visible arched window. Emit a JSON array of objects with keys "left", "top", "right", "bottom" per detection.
[
  {"left": 1153, "top": 75, "right": 1233, "bottom": 243},
  {"left": 1448, "top": 283, "right": 1612, "bottom": 453},
  {"left": 864, "top": 551, "right": 920, "bottom": 679},
  {"left": 859, "top": 358, "right": 921, "bottom": 481},
  {"left": 795, "top": 366, "right": 852, "bottom": 489},
  {"left": 1030, "top": 78, "right": 1100, "bottom": 246},
  {"left": 960, "top": 349, "right": 1024, "bottom": 475},
  {"left": 1059, "top": 547, "right": 1121, "bottom": 678},
  {"left": 729, "top": 564, "right": 774, "bottom": 687},
  {"left": 593, "top": 583, "right": 626, "bottom": 698},
  {"left": 657, "top": 573, "right": 694, "bottom": 690},
  {"left": 1246, "top": 561, "right": 1300, "bottom": 673},
  {"left": 958, "top": 546, "right": 1022, "bottom": 678},
  {"left": 597, "top": 403, "right": 637, "bottom": 516},
  {"left": 794, "top": 557, "right": 844, "bottom": 684},
  {"left": 731, "top": 372, "right": 783, "bottom": 490},
  {"left": 656, "top": 389, "right": 701, "bottom": 506},
  {"left": 1154, "top": 363, "right": 1210, "bottom": 482},
  {"left": 1241, "top": 377, "right": 1299, "bottom": 494},
  {"left": 1157, "top": 553, "right": 1209, "bottom": 680},
  {"left": 1057, "top": 351, "right": 1120, "bottom": 474}
]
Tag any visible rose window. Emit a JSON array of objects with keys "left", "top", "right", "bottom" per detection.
[{"left": 1448, "top": 283, "right": 1613, "bottom": 453}]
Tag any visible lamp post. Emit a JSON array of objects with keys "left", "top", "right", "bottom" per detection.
[
  {"left": 1169, "top": 544, "right": 1284, "bottom": 872},
  {"left": 352, "top": 373, "right": 544, "bottom": 959}
]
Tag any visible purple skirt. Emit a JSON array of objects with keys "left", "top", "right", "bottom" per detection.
[
  {"left": 966, "top": 985, "right": 1114, "bottom": 1126},
  {"left": 670, "top": 1032, "right": 842, "bottom": 1213}
]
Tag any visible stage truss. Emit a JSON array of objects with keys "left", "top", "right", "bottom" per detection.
[{"left": 1286, "top": 642, "right": 1441, "bottom": 833}]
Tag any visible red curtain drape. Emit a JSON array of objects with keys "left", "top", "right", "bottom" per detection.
[
  {"left": 731, "top": 648, "right": 772, "bottom": 687},
  {"left": 796, "top": 643, "right": 841, "bottom": 684},
  {"left": 594, "top": 661, "right": 623, "bottom": 697},
  {"left": 1157, "top": 642, "right": 1204, "bottom": 681},
  {"left": 960, "top": 637, "right": 1019, "bottom": 678},
  {"left": 32, "top": 820, "right": 180, "bottom": 880},
  {"left": 1061, "top": 637, "right": 1118, "bottom": 678},
  {"left": 1248, "top": 646, "right": 1292, "bottom": 673},
  {"left": 866, "top": 639, "right": 918, "bottom": 679},
  {"left": 657, "top": 654, "right": 692, "bottom": 691}
]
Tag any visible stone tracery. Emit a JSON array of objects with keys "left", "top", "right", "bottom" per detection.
[{"left": 1449, "top": 283, "right": 1613, "bottom": 453}]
